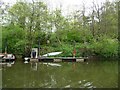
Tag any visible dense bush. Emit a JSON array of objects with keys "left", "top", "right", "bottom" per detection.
[
  {"left": 2, "top": 25, "right": 25, "bottom": 55},
  {"left": 91, "top": 38, "right": 118, "bottom": 57}
]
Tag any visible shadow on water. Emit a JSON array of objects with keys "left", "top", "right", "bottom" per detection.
[{"left": 2, "top": 58, "right": 118, "bottom": 88}]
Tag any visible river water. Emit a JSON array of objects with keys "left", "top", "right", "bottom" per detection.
[{"left": 2, "top": 59, "right": 118, "bottom": 88}]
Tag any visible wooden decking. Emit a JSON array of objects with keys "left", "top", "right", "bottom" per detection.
[{"left": 29, "top": 57, "right": 88, "bottom": 62}]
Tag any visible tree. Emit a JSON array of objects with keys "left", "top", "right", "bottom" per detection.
[
  {"left": 8, "top": 1, "right": 51, "bottom": 56},
  {"left": 2, "top": 24, "right": 25, "bottom": 54}
]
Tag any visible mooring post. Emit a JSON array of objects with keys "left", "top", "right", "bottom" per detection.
[{"left": 38, "top": 37, "right": 40, "bottom": 58}]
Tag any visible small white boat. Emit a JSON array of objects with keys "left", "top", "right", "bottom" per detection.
[
  {"left": 2, "top": 54, "right": 15, "bottom": 63},
  {"left": 42, "top": 52, "right": 62, "bottom": 57},
  {"left": 0, "top": 53, "right": 4, "bottom": 58}
]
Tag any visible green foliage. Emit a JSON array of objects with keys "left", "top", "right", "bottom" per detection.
[
  {"left": 0, "top": 27, "right": 2, "bottom": 52},
  {"left": 67, "top": 29, "right": 81, "bottom": 42},
  {"left": 40, "top": 45, "right": 55, "bottom": 55},
  {"left": 2, "top": 24, "right": 25, "bottom": 54},
  {"left": 57, "top": 43, "right": 73, "bottom": 57},
  {"left": 91, "top": 37, "right": 118, "bottom": 57},
  {"left": 1, "top": 0, "right": 118, "bottom": 58},
  {"left": 14, "top": 40, "right": 26, "bottom": 55}
]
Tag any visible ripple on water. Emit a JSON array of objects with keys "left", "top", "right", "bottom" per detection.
[
  {"left": 65, "top": 85, "right": 70, "bottom": 88},
  {"left": 78, "top": 81, "right": 82, "bottom": 84},
  {"left": 78, "top": 80, "right": 96, "bottom": 88},
  {"left": 84, "top": 82, "right": 93, "bottom": 87}
]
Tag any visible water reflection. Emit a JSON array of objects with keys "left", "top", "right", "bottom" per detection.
[
  {"left": 42, "top": 63, "right": 61, "bottom": 67},
  {"left": 2, "top": 60, "right": 118, "bottom": 88},
  {"left": 31, "top": 62, "right": 38, "bottom": 71}
]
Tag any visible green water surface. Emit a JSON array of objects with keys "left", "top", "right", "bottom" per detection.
[{"left": 2, "top": 59, "right": 118, "bottom": 88}]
